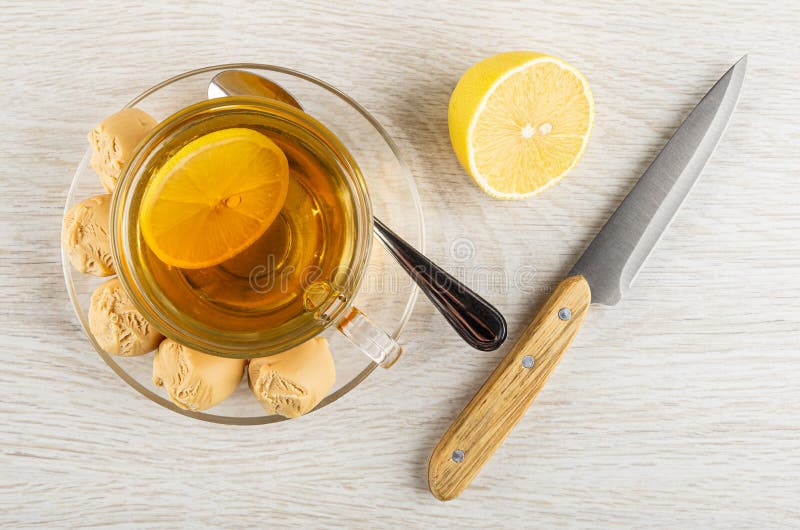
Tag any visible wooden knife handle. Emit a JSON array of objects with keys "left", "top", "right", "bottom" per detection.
[{"left": 427, "top": 275, "right": 591, "bottom": 501}]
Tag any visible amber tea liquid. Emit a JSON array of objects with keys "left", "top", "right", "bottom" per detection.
[{"left": 136, "top": 106, "right": 359, "bottom": 337}]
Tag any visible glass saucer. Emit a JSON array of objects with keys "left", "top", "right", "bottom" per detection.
[{"left": 62, "top": 64, "right": 423, "bottom": 424}]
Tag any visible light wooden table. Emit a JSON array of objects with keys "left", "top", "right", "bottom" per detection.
[{"left": 2, "top": 1, "right": 799, "bottom": 527}]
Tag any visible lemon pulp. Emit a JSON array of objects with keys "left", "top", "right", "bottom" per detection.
[
  {"left": 449, "top": 51, "right": 594, "bottom": 199},
  {"left": 140, "top": 127, "right": 290, "bottom": 269}
]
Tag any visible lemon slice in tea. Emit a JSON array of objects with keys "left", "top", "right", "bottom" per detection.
[{"left": 140, "top": 127, "right": 289, "bottom": 269}]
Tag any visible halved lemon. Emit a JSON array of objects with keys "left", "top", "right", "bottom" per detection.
[
  {"left": 140, "top": 127, "right": 289, "bottom": 269},
  {"left": 449, "top": 51, "right": 594, "bottom": 199}
]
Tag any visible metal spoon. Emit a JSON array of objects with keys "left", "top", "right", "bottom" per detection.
[{"left": 208, "top": 70, "right": 506, "bottom": 351}]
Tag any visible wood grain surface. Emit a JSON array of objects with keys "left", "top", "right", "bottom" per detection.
[{"left": 1, "top": 1, "right": 799, "bottom": 527}]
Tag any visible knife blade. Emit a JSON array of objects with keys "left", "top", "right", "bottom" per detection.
[{"left": 428, "top": 56, "right": 747, "bottom": 501}]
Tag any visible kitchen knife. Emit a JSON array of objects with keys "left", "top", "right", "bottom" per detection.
[{"left": 428, "top": 56, "right": 747, "bottom": 501}]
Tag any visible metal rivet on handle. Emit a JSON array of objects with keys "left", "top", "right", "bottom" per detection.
[
  {"left": 451, "top": 450, "right": 465, "bottom": 463},
  {"left": 521, "top": 355, "right": 534, "bottom": 369},
  {"left": 558, "top": 307, "right": 572, "bottom": 321}
]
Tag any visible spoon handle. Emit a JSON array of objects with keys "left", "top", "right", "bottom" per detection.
[{"left": 373, "top": 218, "right": 506, "bottom": 351}]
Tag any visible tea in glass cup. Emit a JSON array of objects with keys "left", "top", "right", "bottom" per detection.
[{"left": 111, "top": 97, "right": 400, "bottom": 365}]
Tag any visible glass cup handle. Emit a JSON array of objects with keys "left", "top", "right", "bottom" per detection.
[{"left": 337, "top": 307, "right": 402, "bottom": 368}]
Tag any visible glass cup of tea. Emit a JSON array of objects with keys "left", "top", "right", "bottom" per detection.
[{"left": 110, "top": 96, "right": 402, "bottom": 367}]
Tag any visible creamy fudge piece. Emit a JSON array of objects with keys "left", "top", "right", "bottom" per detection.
[
  {"left": 153, "top": 339, "right": 246, "bottom": 412},
  {"left": 248, "top": 337, "right": 335, "bottom": 418},
  {"left": 62, "top": 194, "right": 114, "bottom": 276},
  {"left": 88, "top": 107, "right": 157, "bottom": 192},
  {"left": 89, "top": 278, "right": 163, "bottom": 356}
]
